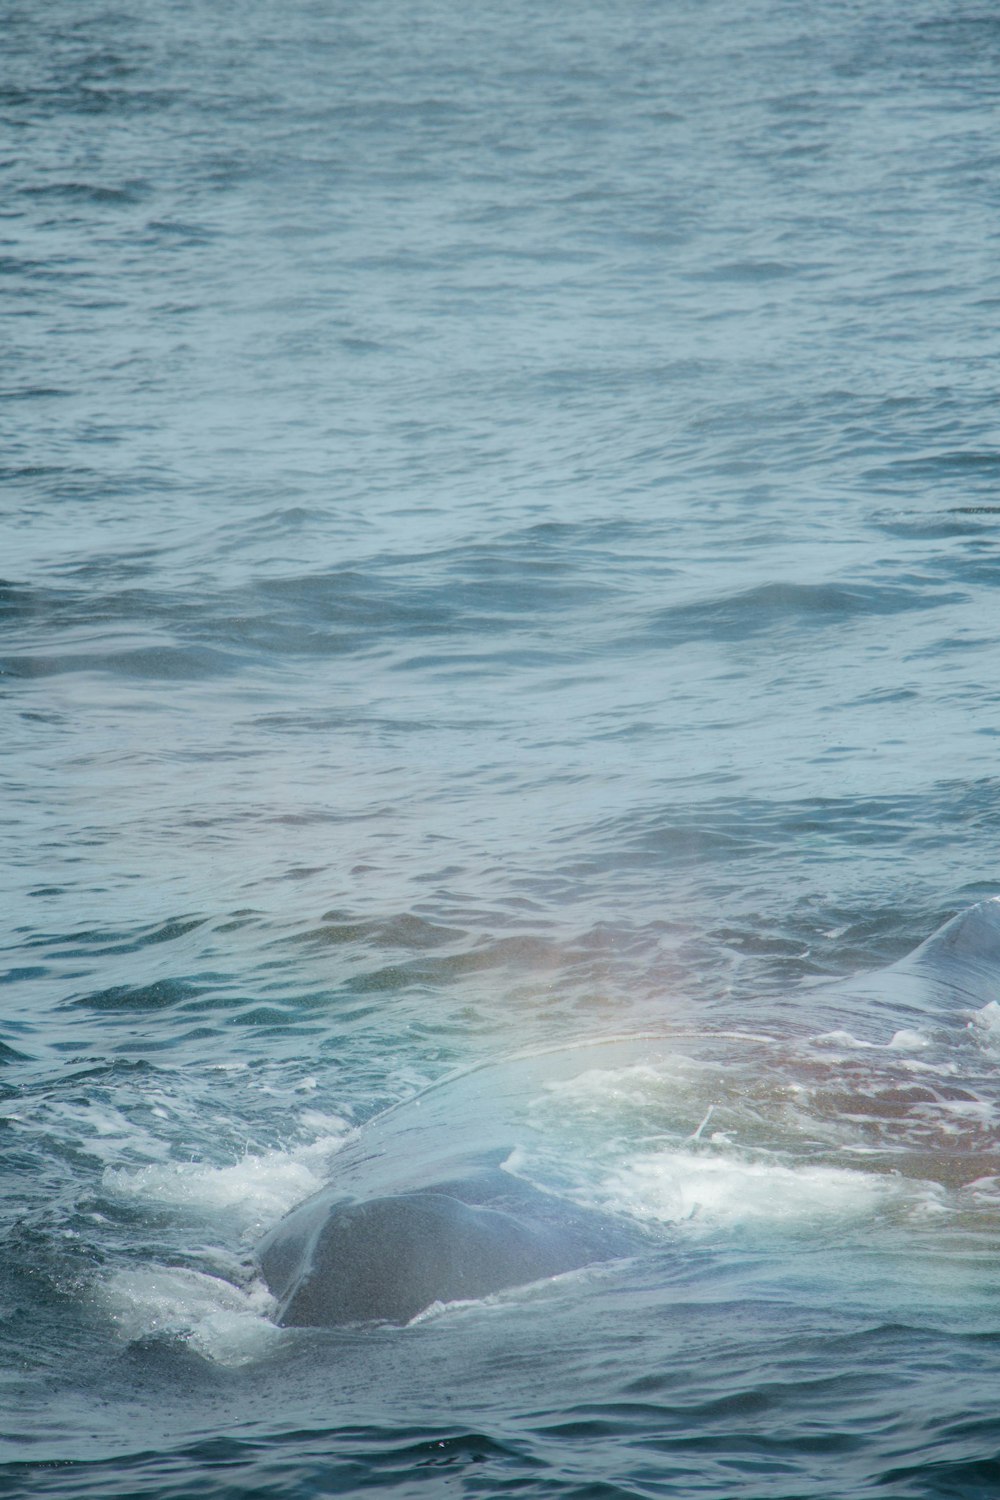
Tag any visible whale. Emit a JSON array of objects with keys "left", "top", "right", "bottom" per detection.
[
  {"left": 253, "top": 1027, "right": 669, "bottom": 1328},
  {"left": 255, "top": 899, "right": 1000, "bottom": 1328},
  {"left": 256, "top": 1170, "right": 644, "bottom": 1327}
]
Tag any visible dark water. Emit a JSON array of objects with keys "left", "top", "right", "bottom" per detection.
[{"left": 5, "top": 0, "right": 1000, "bottom": 1493}]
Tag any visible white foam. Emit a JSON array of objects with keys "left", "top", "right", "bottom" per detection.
[
  {"left": 971, "top": 1001, "right": 1000, "bottom": 1045},
  {"left": 541, "top": 1059, "right": 702, "bottom": 1106},
  {"left": 898, "top": 1057, "right": 958, "bottom": 1076},
  {"left": 959, "top": 1175, "right": 1000, "bottom": 1208},
  {"left": 103, "top": 1123, "right": 353, "bottom": 1238},
  {"left": 922, "top": 1097, "right": 995, "bottom": 1132},
  {"left": 406, "top": 1261, "right": 601, "bottom": 1326},
  {"left": 97, "top": 1119, "right": 356, "bottom": 1364},
  {"left": 0, "top": 1097, "right": 176, "bottom": 1167},
  {"left": 888, "top": 1029, "right": 931, "bottom": 1050},
  {"left": 99, "top": 1265, "right": 281, "bottom": 1366},
  {"left": 599, "top": 1148, "right": 933, "bottom": 1234},
  {"left": 406, "top": 1295, "right": 484, "bottom": 1325},
  {"left": 533, "top": 1058, "right": 717, "bottom": 1141},
  {"left": 813, "top": 1029, "right": 931, "bottom": 1052}
]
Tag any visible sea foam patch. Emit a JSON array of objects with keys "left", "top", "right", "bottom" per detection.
[
  {"left": 97, "top": 1122, "right": 356, "bottom": 1363},
  {"left": 103, "top": 1117, "right": 354, "bottom": 1237},
  {"left": 970, "top": 1001, "right": 1000, "bottom": 1050},
  {"left": 99, "top": 1265, "right": 281, "bottom": 1366},
  {"left": 514, "top": 1054, "right": 955, "bottom": 1236},
  {"left": 599, "top": 1148, "right": 941, "bottom": 1234}
]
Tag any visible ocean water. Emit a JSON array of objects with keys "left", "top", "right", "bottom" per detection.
[{"left": 5, "top": 0, "right": 1000, "bottom": 1493}]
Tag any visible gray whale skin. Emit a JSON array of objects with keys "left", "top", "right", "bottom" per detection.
[
  {"left": 256, "top": 1173, "right": 641, "bottom": 1327},
  {"left": 255, "top": 900, "right": 1000, "bottom": 1327}
]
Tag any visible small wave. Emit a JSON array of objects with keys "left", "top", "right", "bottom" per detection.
[{"left": 638, "top": 579, "right": 958, "bottom": 647}]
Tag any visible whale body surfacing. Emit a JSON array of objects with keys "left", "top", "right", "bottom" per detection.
[
  {"left": 254, "top": 900, "right": 1000, "bottom": 1329},
  {"left": 257, "top": 1171, "right": 641, "bottom": 1327}
]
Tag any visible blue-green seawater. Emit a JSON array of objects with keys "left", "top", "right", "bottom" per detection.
[{"left": 5, "top": 0, "right": 1000, "bottom": 1494}]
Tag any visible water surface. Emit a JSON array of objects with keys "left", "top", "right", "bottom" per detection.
[{"left": 4, "top": 0, "right": 1000, "bottom": 1494}]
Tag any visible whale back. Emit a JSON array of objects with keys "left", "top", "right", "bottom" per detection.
[
  {"left": 258, "top": 1178, "right": 642, "bottom": 1327},
  {"left": 899, "top": 899, "right": 1000, "bottom": 1007},
  {"left": 254, "top": 903, "right": 1000, "bottom": 1328},
  {"left": 817, "top": 899, "right": 1000, "bottom": 1037}
]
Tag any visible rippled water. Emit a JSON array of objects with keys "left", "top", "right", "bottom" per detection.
[{"left": 5, "top": 0, "right": 1000, "bottom": 1494}]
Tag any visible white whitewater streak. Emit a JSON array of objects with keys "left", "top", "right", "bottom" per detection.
[
  {"left": 103, "top": 1116, "right": 353, "bottom": 1236},
  {"left": 537, "top": 1058, "right": 716, "bottom": 1120},
  {"left": 600, "top": 1148, "right": 943, "bottom": 1233},
  {"left": 811, "top": 1029, "right": 932, "bottom": 1051},
  {"left": 971, "top": 1001, "right": 1000, "bottom": 1052},
  {"left": 888, "top": 1029, "right": 932, "bottom": 1050},
  {"left": 99, "top": 1265, "right": 282, "bottom": 1366},
  {"left": 97, "top": 1117, "right": 355, "bottom": 1365}
]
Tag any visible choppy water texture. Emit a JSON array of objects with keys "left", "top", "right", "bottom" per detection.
[{"left": 5, "top": 0, "right": 1000, "bottom": 1493}]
